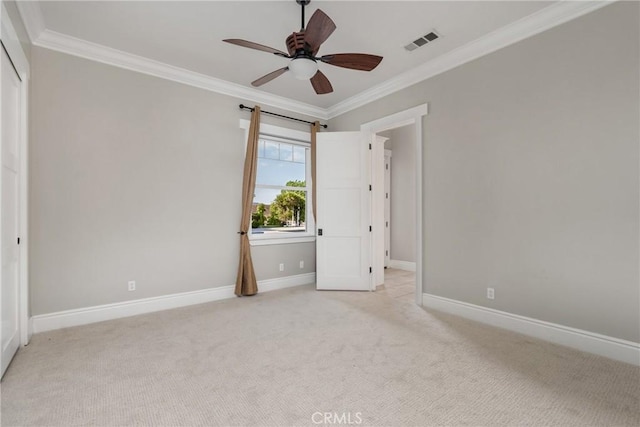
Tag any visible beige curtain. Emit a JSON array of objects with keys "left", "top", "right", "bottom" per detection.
[
  {"left": 311, "top": 121, "right": 319, "bottom": 221},
  {"left": 235, "top": 106, "right": 261, "bottom": 296}
]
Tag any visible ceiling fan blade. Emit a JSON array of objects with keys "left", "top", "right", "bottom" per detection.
[
  {"left": 304, "top": 9, "right": 336, "bottom": 52},
  {"left": 251, "top": 67, "right": 289, "bottom": 87},
  {"left": 310, "top": 70, "right": 333, "bottom": 95},
  {"left": 223, "top": 39, "right": 289, "bottom": 57},
  {"left": 319, "top": 53, "right": 383, "bottom": 71}
]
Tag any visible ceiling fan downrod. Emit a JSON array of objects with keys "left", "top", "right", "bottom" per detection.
[{"left": 297, "top": 0, "right": 311, "bottom": 31}]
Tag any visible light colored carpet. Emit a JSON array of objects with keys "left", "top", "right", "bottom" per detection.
[
  {"left": 377, "top": 268, "right": 416, "bottom": 303},
  {"left": 1, "top": 284, "right": 639, "bottom": 426}
]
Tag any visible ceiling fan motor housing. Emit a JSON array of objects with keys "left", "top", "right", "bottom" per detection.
[{"left": 286, "top": 32, "right": 319, "bottom": 57}]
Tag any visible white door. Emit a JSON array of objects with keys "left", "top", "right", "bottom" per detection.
[
  {"left": 1, "top": 46, "right": 21, "bottom": 378},
  {"left": 316, "top": 131, "right": 371, "bottom": 291}
]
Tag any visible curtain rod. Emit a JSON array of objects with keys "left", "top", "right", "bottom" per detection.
[{"left": 239, "top": 104, "right": 328, "bottom": 129}]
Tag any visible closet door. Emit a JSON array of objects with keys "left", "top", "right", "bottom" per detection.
[{"left": 1, "top": 45, "right": 21, "bottom": 379}]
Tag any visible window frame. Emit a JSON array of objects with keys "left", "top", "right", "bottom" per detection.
[{"left": 239, "top": 119, "right": 315, "bottom": 246}]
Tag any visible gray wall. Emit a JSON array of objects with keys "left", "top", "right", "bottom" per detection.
[
  {"left": 384, "top": 125, "right": 416, "bottom": 263},
  {"left": 30, "top": 47, "right": 315, "bottom": 316},
  {"left": 330, "top": 2, "right": 639, "bottom": 342}
]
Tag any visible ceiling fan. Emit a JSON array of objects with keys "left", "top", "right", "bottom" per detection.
[{"left": 223, "top": 0, "right": 383, "bottom": 95}]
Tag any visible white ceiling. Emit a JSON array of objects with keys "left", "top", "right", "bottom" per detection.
[{"left": 32, "top": 1, "right": 556, "bottom": 110}]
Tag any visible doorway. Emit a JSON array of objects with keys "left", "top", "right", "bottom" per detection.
[
  {"left": 378, "top": 125, "right": 417, "bottom": 302},
  {"left": 361, "top": 104, "right": 428, "bottom": 305}
]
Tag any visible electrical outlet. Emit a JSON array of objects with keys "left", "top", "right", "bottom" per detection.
[
  {"left": 299, "top": 260, "right": 304, "bottom": 269},
  {"left": 487, "top": 287, "right": 495, "bottom": 300},
  {"left": 279, "top": 263, "right": 284, "bottom": 272},
  {"left": 128, "top": 281, "right": 136, "bottom": 291}
]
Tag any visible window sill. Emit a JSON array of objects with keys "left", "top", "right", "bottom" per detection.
[{"left": 249, "top": 236, "right": 316, "bottom": 246}]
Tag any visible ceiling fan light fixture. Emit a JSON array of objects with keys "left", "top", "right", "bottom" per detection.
[
  {"left": 289, "top": 57, "right": 318, "bottom": 80},
  {"left": 224, "top": 2, "right": 382, "bottom": 95}
]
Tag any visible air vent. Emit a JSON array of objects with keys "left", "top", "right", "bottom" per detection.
[{"left": 404, "top": 30, "right": 440, "bottom": 51}]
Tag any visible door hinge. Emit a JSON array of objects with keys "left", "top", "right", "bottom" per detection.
[
  {"left": 369, "top": 143, "right": 372, "bottom": 150},
  {"left": 369, "top": 184, "right": 372, "bottom": 191},
  {"left": 369, "top": 267, "right": 372, "bottom": 273},
  {"left": 385, "top": 250, "right": 388, "bottom": 256},
  {"left": 369, "top": 225, "right": 372, "bottom": 232},
  {"left": 17, "top": 237, "right": 20, "bottom": 245}
]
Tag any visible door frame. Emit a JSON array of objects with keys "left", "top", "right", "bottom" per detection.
[
  {"left": 383, "top": 149, "right": 392, "bottom": 268},
  {"left": 1, "top": 3, "right": 31, "bottom": 346},
  {"left": 361, "top": 104, "right": 428, "bottom": 305}
]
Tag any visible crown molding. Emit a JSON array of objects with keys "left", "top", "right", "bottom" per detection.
[
  {"left": 18, "top": 0, "right": 614, "bottom": 121},
  {"left": 34, "top": 30, "right": 329, "bottom": 120},
  {"left": 325, "top": 0, "right": 615, "bottom": 119},
  {"left": 15, "top": 0, "right": 45, "bottom": 43}
]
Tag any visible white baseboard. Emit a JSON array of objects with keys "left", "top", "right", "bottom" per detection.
[
  {"left": 423, "top": 293, "right": 640, "bottom": 366},
  {"left": 31, "top": 273, "right": 315, "bottom": 334},
  {"left": 255, "top": 273, "right": 316, "bottom": 292},
  {"left": 388, "top": 260, "right": 416, "bottom": 272}
]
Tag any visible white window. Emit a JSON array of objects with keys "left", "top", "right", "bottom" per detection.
[{"left": 240, "top": 120, "right": 315, "bottom": 245}]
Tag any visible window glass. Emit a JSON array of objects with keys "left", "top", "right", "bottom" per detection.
[
  {"left": 264, "top": 140, "right": 280, "bottom": 160},
  {"left": 252, "top": 189, "right": 307, "bottom": 234},
  {"left": 256, "top": 158, "right": 305, "bottom": 187},
  {"left": 293, "top": 146, "right": 305, "bottom": 163},
  {"left": 252, "top": 137, "right": 310, "bottom": 236},
  {"left": 257, "top": 140, "right": 265, "bottom": 158},
  {"left": 279, "top": 143, "right": 293, "bottom": 161}
]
